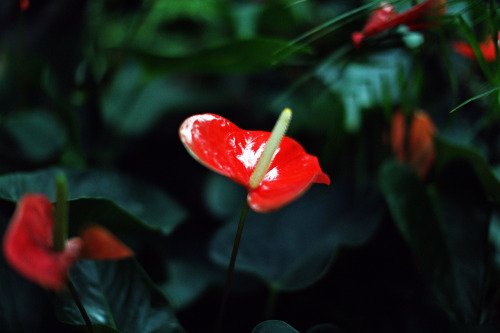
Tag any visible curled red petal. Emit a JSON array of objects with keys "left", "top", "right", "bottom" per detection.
[
  {"left": 2, "top": 194, "right": 82, "bottom": 290},
  {"left": 79, "top": 225, "right": 134, "bottom": 260},
  {"left": 179, "top": 113, "right": 330, "bottom": 212},
  {"left": 180, "top": 113, "right": 267, "bottom": 186},
  {"left": 248, "top": 137, "right": 330, "bottom": 212}
]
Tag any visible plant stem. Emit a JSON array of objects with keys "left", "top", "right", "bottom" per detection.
[
  {"left": 264, "top": 283, "right": 279, "bottom": 319},
  {"left": 67, "top": 279, "right": 94, "bottom": 333},
  {"left": 215, "top": 200, "right": 250, "bottom": 332},
  {"left": 54, "top": 173, "right": 69, "bottom": 252}
]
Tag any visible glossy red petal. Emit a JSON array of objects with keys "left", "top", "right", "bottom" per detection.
[
  {"left": 248, "top": 137, "right": 330, "bottom": 212},
  {"left": 2, "top": 194, "right": 82, "bottom": 290},
  {"left": 180, "top": 113, "right": 330, "bottom": 212},
  {"left": 180, "top": 113, "right": 270, "bottom": 187},
  {"left": 79, "top": 225, "right": 134, "bottom": 260}
]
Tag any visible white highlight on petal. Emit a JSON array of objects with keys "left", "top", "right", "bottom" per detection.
[
  {"left": 236, "top": 138, "right": 265, "bottom": 170},
  {"left": 263, "top": 166, "right": 279, "bottom": 182},
  {"left": 180, "top": 114, "right": 218, "bottom": 144}
]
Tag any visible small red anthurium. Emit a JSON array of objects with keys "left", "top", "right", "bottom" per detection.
[
  {"left": 352, "top": 0, "right": 447, "bottom": 49},
  {"left": 3, "top": 194, "right": 133, "bottom": 291},
  {"left": 453, "top": 33, "right": 499, "bottom": 62},
  {"left": 179, "top": 110, "right": 330, "bottom": 213}
]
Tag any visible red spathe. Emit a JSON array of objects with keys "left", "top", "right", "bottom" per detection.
[
  {"left": 179, "top": 114, "right": 330, "bottom": 213},
  {"left": 3, "top": 195, "right": 82, "bottom": 290}
]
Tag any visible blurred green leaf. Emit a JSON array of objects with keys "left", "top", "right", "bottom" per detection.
[
  {"left": 52, "top": 259, "right": 184, "bottom": 333},
  {"left": 435, "top": 137, "right": 500, "bottom": 203},
  {"left": 0, "top": 168, "right": 186, "bottom": 235},
  {"left": 1, "top": 109, "right": 67, "bottom": 163},
  {"left": 101, "top": 62, "right": 222, "bottom": 135},
  {"left": 379, "top": 160, "right": 491, "bottom": 323},
  {"left": 210, "top": 186, "right": 382, "bottom": 291},
  {"left": 124, "top": 38, "right": 309, "bottom": 74},
  {"left": 315, "top": 48, "right": 411, "bottom": 132},
  {"left": 161, "top": 259, "right": 223, "bottom": 310},
  {"left": 203, "top": 173, "right": 247, "bottom": 220},
  {"left": 251, "top": 320, "right": 300, "bottom": 333}
]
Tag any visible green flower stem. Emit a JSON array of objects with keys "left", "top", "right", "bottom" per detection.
[
  {"left": 53, "top": 173, "right": 69, "bottom": 252},
  {"left": 67, "top": 279, "right": 94, "bottom": 333},
  {"left": 216, "top": 200, "right": 250, "bottom": 332},
  {"left": 264, "top": 283, "right": 280, "bottom": 319},
  {"left": 53, "top": 175, "right": 93, "bottom": 332}
]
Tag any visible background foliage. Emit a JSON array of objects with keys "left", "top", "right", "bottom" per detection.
[{"left": 1, "top": 0, "right": 500, "bottom": 332}]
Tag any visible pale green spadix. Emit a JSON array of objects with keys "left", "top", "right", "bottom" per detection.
[{"left": 249, "top": 108, "right": 292, "bottom": 189}]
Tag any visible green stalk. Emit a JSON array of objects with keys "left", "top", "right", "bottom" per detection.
[
  {"left": 53, "top": 173, "right": 69, "bottom": 252},
  {"left": 53, "top": 174, "right": 94, "bottom": 332},
  {"left": 216, "top": 200, "right": 250, "bottom": 332},
  {"left": 67, "top": 279, "right": 94, "bottom": 333}
]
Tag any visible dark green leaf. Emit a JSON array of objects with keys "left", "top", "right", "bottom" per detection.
[
  {"left": 123, "top": 38, "right": 309, "bottom": 75},
  {"left": 52, "top": 259, "right": 184, "bottom": 333},
  {"left": 210, "top": 186, "right": 382, "bottom": 291},
  {"left": 101, "top": 63, "right": 221, "bottom": 135},
  {"left": 0, "top": 168, "right": 186, "bottom": 235},
  {"left": 435, "top": 137, "right": 500, "bottom": 203},
  {"left": 251, "top": 320, "right": 300, "bottom": 333},
  {"left": 1, "top": 109, "right": 67, "bottom": 163},
  {"left": 315, "top": 48, "right": 412, "bottom": 132},
  {"left": 379, "top": 160, "right": 491, "bottom": 323},
  {"left": 161, "top": 259, "right": 223, "bottom": 310}
]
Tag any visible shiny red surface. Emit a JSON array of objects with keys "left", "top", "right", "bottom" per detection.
[{"left": 179, "top": 114, "right": 330, "bottom": 212}]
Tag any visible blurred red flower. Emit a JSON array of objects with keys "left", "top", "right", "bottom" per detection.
[
  {"left": 453, "top": 33, "right": 499, "bottom": 62},
  {"left": 391, "top": 110, "right": 437, "bottom": 179},
  {"left": 352, "top": 0, "right": 447, "bottom": 49},
  {"left": 3, "top": 194, "right": 133, "bottom": 290},
  {"left": 20, "top": 0, "right": 29, "bottom": 11},
  {"left": 179, "top": 113, "right": 330, "bottom": 213}
]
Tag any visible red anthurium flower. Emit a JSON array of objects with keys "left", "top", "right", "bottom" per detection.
[
  {"left": 20, "top": 0, "right": 29, "bottom": 11},
  {"left": 391, "top": 110, "right": 437, "bottom": 179},
  {"left": 3, "top": 194, "right": 133, "bottom": 290},
  {"left": 179, "top": 113, "right": 330, "bottom": 213},
  {"left": 352, "top": 0, "right": 447, "bottom": 49},
  {"left": 453, "top": 33, "right": 499, "bottom": 62}
]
